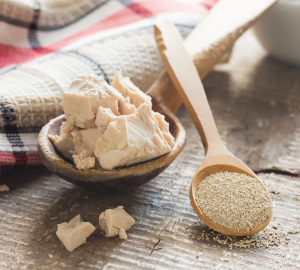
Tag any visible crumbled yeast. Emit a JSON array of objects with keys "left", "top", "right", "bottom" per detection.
[
  {"left": 51, "top": 71, "right": 175, "bottom": 170},
  {"left": 56, "top": 215, "right": 95, "bottom": 251},
  {"left": 99, "top": 206, "right": 135, "bottom": 240}
]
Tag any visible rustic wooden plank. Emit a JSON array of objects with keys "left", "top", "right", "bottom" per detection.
[
  {"left": 0, "top": 167, "right": 299, "bottom": 269},
  {"left": 1, "top": 32, "right": 300, "bottom": 269},
  {"left": 203, "top": 31, "right": 300, "bottom": 175}
]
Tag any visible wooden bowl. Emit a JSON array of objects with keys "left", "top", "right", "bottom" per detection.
[{"left": 38, "top": 100, "right": 186, "bottom": 193}]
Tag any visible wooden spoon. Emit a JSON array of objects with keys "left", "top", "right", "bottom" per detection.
[
  {"left": 38, "top": 0, "right": 277, "bottom": 192},
  {"left": 154, "top": 18, "right": 273, "bottom": 236}
]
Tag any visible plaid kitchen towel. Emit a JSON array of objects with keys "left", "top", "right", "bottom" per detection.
[{"left": 0, "top": 0, "right": 217, "bottom": 179}]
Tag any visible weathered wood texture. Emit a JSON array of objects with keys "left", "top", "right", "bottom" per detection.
[
  {"left": 1, "top": 32, "right": 300, "bottom": 269},
  {"left": 204, "top": 32, "right": 300, "bottom": 175}
]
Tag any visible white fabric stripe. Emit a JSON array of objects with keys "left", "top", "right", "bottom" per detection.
[
  {"left": 19, "top": 133, "right": 39, "bottom": 152},
  {"left": 0, "top": 22, "right": 31, "bottom": 47},
  {"left": 37, "top": 0, "right": 106, "bottom": 30},
  {"left": 0, "top": 133, "right": 13, "bottom": 152},
  {"left": 38, "top": 0, "right": 125, "bottom": 47},
  {"left": 0, "top": 54, "right": 95, "bottom": 126}
]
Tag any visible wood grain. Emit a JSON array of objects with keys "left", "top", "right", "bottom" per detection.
[
  {"left": 204, "top": 32, "right": 300, "bottom": 176},
  {"left": 1, "top": 32, "right": 300, "bottom": 269}
]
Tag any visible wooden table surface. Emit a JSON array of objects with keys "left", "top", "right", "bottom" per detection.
[{"left": 1, "top": 31, "right": 300, "bottom": 270}]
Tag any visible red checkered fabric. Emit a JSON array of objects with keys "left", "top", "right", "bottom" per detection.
[{"left": 0, "top": 0, "right": 217, "bottom": 179}]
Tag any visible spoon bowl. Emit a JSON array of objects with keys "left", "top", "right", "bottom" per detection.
[{"left": 189, "top": 152, "right": 273, "bottom": 236}]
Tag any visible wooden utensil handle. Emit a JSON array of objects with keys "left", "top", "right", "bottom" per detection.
[
  {"left": 185, "top": 0, "right": 277, "bottom": 79},
  {"left": 147, "top": 0, "right": 277, "bottom": 113},
  {"left": 155, "top": 19, "right": 226, "bottom": 155},
  {"left": 146, "top": 71, "right": 182, "bottom": 113}
]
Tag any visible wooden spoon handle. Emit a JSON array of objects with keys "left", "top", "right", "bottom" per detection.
[
  {"left": 185, "top": 0, "right": 277, "bottom": 79},
  {"left": 146, "top": 71, "right": 181, "bottom": 113},
  {"left": 155, "top": 19, "right": 225, "bottom": 155},
  {"left": 147, "top": 0, "right": 277, "bottom": 112}
]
